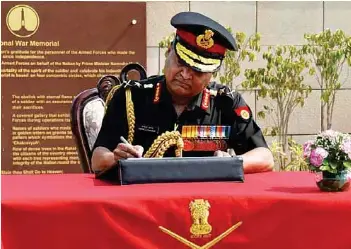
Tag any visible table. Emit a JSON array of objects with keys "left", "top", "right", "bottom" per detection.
[{"left": 2, "top": 172, "right": 351, "bottom": 249}]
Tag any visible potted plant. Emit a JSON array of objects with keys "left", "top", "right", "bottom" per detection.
[{"left": 303, "top": 130, "right": 351, "bottom": 191}]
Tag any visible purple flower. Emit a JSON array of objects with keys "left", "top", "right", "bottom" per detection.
[
  {"left": 309, "top": 147, "right": 329, "bottom": 167},
  {"left": 303, "top": 140, "right": 314, "bottom": 158}
]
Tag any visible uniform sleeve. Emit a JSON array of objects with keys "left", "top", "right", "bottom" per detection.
[
  {"left": 220, "top": 91, "right": 268, "bottom": 155},
  {"left": 92, "top": 87, "right": 129, "bottom": 153}
]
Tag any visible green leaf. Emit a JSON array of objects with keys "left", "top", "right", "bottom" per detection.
[
  {"left": 319, "top": 165, "right": 331, "bottom": 171},
  {"left": 257, "top": 111, "right": 266, "bottom": 119},
  {"left": 219, "top": 76, "right": 225, "bottom": 84},
  {"left": 308, "top": 68, "right": 316, "bottom": 75},
  {"left": 248, "top": 53, "right": 255, "bottom": 61},
  {"left": 329, "top": 161, "right": 338, "bottom": 169},
  {"left": 329, "top": 168, "right": 338, "bottom": 174},
  {"left": 271, "top": 127, "right": 278, "bottom": 136},
  {"left": 263, "top": 105, "right": 270, "bottom": 110},
  {"left": 343, "top": 161, "right": 351, "bottom": 168}
]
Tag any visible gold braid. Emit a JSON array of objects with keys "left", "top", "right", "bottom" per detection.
[
  {"left": 105, "top": 84, "right": 183, "bottom": 157},
  {"left": 105, "top": 86, "right": 135, "bottom": 144},
  {"left": 125, "top": 88, "right": 135, "bottom": 144},
  {"left": 144, "top": 131, "right": 183, "bottom": 158},
  {"left": 105, "top": 85, "right": 122, "bottom": 111}
]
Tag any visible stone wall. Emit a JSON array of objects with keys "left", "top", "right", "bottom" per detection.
[{"left": 146, "top": 1, "right": 351, "bottom": 145}]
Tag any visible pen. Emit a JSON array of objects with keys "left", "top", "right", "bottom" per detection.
[
  {"left": 120, "top": 136, "right": 143, "bottom": 159},
  {"left": 120, "top": 136, "right": 130, "bottom": 145}
]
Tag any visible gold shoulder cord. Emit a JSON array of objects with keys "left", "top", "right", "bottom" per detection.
[
  {"left": 144, "top": 131, "right": 183, "bottom": 158},
  {"left": 105, "top": 85, "right": 183, "bottom": 157}
]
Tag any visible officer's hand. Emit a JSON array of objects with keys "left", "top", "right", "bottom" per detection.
[
  {"left": 113, "top": 143, "right": 144, "bottom": 161},
  {"left": 214, "top": 148, "right": 236, "bottom": 157}
]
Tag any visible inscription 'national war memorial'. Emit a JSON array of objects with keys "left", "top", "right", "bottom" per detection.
[{"left": 1, "top": 2, "right": 146, "bottom": 174}]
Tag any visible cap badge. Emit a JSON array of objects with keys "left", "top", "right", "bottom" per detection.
[{"left": 196, "top": 29, "right": 214, "bottom": 49}]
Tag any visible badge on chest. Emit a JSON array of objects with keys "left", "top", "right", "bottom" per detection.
[
  {"left": 137, "top": 124, "right": 160, "bottom": 134},
  {"left": 181, "top": 125, "right": 231, "bottom": 152}
]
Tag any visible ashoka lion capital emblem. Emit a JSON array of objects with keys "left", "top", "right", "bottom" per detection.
[{"left": 189, "top": 199, "right": 212, "bottom": 235}]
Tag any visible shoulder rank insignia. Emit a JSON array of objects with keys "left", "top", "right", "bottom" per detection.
[
  {"left": 218, "top": 87, "right": 226, "bottom": 96},
  {"left": 143, "top": 83, "right": 154, "bottom": 89},
  {"left": 201, "top": 88, "right": 210, "bottom": 110},
  {"left": 153, "top": 82, "right": 162, "bottom": 104},
  {"left": 122, "top": 80, "right": 142, "bottom": 88},
  {"left": 234, "top": 106, "right": 250, "bottom": 120},
  {"left": 209, "top": 89, "right": 217, "bottom": 96}
]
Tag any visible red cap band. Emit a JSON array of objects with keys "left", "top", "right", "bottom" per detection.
[{"left": 176, "top": 29, "right": 226, "bottom": 55}]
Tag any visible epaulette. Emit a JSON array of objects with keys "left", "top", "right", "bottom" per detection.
[
  {"left": 120, "top": 75, "right": 164, "bottom": 90},
  {"left": 104, "top": 76, "right": 162, "bottom": 108},
  {"left": 139, "top": 75, "right": 164, "bottom": 89},
  {"left": 207, "top": 81, "right": 235, "bottom": 98},
  {"left": 115, "top": 75, "right": 165, "bottom": 104},
  {"left": 105, "top": 84, "right": 123, "bottom": 108},
  {"left": 209, "top": 82, "right": 251, "bottom": 121}
]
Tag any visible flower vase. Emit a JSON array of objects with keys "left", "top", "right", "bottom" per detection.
[{"left": 315, "top": 170, "right": 351, "bottom": 192}]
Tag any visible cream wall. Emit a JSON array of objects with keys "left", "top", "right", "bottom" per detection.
[{"left": 146, "top": 1, "right": 351, "bottom": 145}]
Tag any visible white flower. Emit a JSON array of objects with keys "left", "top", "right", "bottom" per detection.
[{"left": 315, "top": 147, "right": 329, "bottom": 158}]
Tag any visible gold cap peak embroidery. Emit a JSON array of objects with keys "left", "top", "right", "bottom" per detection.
[{"left": 196, "top": 30, "right": 214, "bottom": 49}]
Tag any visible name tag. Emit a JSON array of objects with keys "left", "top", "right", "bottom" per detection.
[{"left": 137, "top": 124, "right": 159, "bottom": 134}]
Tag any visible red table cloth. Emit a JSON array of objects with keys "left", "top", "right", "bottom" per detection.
[{"left": 2, "top": 172, "right": 351, "bottom": 249}]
